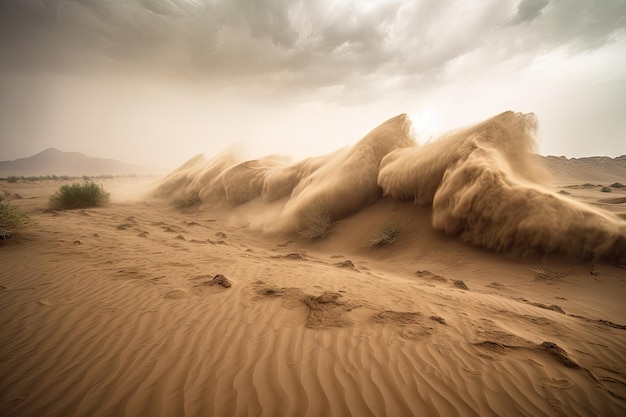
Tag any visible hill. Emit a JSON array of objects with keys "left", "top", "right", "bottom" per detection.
[
  {"left": 0, "top": 148, "right": 162, "bottom": 176},
  {"left": 540, "top": 154, "right": 626, "bottom": 184}
]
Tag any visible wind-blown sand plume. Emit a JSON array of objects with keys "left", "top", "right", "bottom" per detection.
[
  {"left": 188, "top": 152, "right": 237, "bottom": 197},
  {"left": 279, "top": 113, "right": 415, "bottom": 232},
  {"left": 379, "top": 111, "right": 626, "bottom": 262},
  {"left": 199, "top": 155, "right": 289, "bottom": 206},
  {"left": 151, "top": 151, "right": 237, "bottom": 204},
  {"left": 150, "top": 153, "right": 207, "bottom": 201},
  {"left": 432, "top": 146, "right": 626, "bottom": 261},
  {"left": 261, "top": 154, "right": 332, "bottom": 202},
  {"left": 378, "top": 111, "right": 543, "bottom": 205}
]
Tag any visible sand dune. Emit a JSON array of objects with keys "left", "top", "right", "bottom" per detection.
[
  {"left": 1, "top": 112, "right": 626, "bottom": 416},
  {"left": 1, "top": 178, "right": 625, "bottom": 417}
]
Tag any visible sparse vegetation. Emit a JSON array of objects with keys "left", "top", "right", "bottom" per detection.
[
  {"left": 0, "top": 202, "right": 29, "bottom": 242},
  {"left": 610, "top": 182, "right": 624, "bottom": 188},
  {"left": 299, "top": 199, "right": 333, "bottom": 240},
  {"left": 49, "top": 182, "right": 110, "bottom": 210},
  {"left": 1, "top": 173, "right": 150, "bottom": 182},
  {"left": 367, "top": 222, "right": 404, "bottom": 248},
  {"left": 600, "top": 187, "right": 612, "bottom": 193},
  {"left": 174, "top": 190, "right": 201, "bottom": 208},
  {"left": 531, "top": 267, "right": 569, "bottom": 283}
]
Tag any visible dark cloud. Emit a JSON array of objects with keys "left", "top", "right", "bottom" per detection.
[
  {"left": 511, "top": 0, "right": 550, "bottom": 24},
  {"left": 0, "top": 0, "right": 624, "bottom": 96}
]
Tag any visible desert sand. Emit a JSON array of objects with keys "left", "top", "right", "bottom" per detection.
[{"left": 1, "top": 112, "right": 625, "bottom": 417}]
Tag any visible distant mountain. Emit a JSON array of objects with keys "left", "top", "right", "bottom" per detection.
[
  {"left": 540, "top": 154, "right": 626, "bottom": 184},
  {"left": 0, "top": 148, "right": 162, "bottom": 176}
]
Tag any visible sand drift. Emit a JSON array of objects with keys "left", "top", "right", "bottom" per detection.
[{"left": 152, "top": 111, "right": 626, "bottom": 262}]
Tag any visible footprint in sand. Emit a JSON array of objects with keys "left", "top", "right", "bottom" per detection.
[
  {"left": 164, "top": 289, "right": 186, "bottom": 299},
  {"left": 540, "top": 377, "right": 574, "bottom": 389}
]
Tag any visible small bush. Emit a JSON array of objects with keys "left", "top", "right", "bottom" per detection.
[
  {"left": 367, "top": 223, "right": 403, "bottom": 248},
  {"left": 7, "top": 175, "right": 19, "bottom": 183},
  {"left": 0, "top": 202, "right": 29, "bottom": 241},
  {"left": 600, "top": 187, "right": 612, "bottom": 193},
  {"left": 610, "top": 182, "right": 624, "bottom": 188},
  {"left": 299, "top": 199, "right": 333, "bottom": 240},
  {"left": 174, "top": 190, "right": 201, "bottom": 208},
  {"left": 49, "top": 181, "right": 110, "bottom": 210}
]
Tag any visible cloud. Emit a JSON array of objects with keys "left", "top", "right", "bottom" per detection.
[
  {"left": 511, "top": 0, "right": 550, "bottom": 24},
  {"left": 0, "top": 0, "right": 625, "bottom": 100}
]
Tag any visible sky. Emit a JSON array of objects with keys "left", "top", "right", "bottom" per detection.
[{"left": 0, "top": 0, "right": 625, "bottom": 169}]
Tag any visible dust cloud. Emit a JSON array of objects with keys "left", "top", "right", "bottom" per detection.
[{"left": 150, "top": 111, "right": 626, "bottom": 262}]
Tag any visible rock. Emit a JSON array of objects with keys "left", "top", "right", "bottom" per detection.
[
  {"left": 205, "top": 274, "right": 232, "bottom": 288},
  {"left": 334, "top": 260, "right": 359, "bottom": 271},
  {"left": 538, "top": 342, "right": 580, "bottom": 368},
  {"left": 453, "top": 280, "right": 469, "bottom": 290},
  {"left": 430, "top": 315, "right": 447, "bottom": 324}
]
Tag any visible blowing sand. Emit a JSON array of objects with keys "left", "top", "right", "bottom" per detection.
[{"left": 1, "top": 113, "right": 626, "bottom": 417}]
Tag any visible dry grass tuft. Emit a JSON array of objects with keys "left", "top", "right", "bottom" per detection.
[{"left": 299, "top": 199, "right": 333, "bottom": 240}]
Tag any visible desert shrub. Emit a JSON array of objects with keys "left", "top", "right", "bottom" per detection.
[
  {"left": 174, "top": 190, "right": 201, "bottom": 208},
  {"left": 600, "top": 187, "right": 612, "bottom": 193},
  {"left": 49, "top": 181, "right": 110, "bottom": 210},
  {"left": 610, "top": 182, "right": 624, "bottom": 188},
  {"left": 0, "top": 202, "right": 29, "bottom": 241},
  {"left": 7, "top": 175, "right": 19, "bottom": 183},
  {"left": 367, "top": 222, "right": 403, "bottom": 248},
  {"left": 299, "top": 199, "right": 333, "bottom": 240}
]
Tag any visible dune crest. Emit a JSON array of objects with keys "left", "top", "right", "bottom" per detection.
[{"left": 152, "top": 111, "right": 626, "bottom": 262}]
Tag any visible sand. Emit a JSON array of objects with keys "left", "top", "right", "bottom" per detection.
[{"left": 1, "top": 113, "right": 626, "bottom": 416}]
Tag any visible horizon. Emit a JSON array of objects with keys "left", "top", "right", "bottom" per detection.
[{"left": 3, "top": 139, "right": 626, "bottom": 172}]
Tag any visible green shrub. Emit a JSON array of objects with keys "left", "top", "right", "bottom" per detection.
[
  {"left": 600, "top": 187, "right": 612, "bottom": 193},
  {"left": 299, "top": 199, "right": 333, "bottom": 240},
  {"left": 0, "top": 202, "right": 29, "bottom": 241},
  {"left": 49, "top": 181, "right": 110, "bottom": 210},
  {"left": 7, "top": 175, "right": 18, "bottom": 183},
  {"left": 610, "top": 182, "right": 625, "bottom": 188}
]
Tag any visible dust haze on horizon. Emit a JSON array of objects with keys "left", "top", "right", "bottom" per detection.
[{"left": 1, "top": 0, "right": 625, "bottom": 169}]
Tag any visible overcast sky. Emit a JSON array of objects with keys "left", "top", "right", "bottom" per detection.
[{"left": 1, "top": 0, "right": 625, "bottom": 168}]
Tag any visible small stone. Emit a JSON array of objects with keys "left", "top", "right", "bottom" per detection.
[
  {"left": 204, "top": 274, "right": 232, "bottom": 288},
  {"left": 453, "top": 280, "right": 469, "bottom": 290},
  {"left": 430, "top": 315, "right": 447, "bottom": 324}
]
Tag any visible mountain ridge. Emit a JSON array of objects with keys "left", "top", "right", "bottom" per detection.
[{"left": 0, "top": 148, "right": 163, "bottom": 176}]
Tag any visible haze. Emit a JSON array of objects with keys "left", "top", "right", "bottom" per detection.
[{"left": 1, "top": 0, "right": 625, "bottom": 169}]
